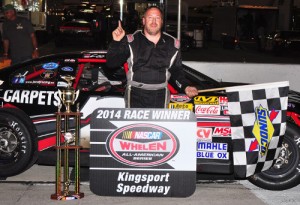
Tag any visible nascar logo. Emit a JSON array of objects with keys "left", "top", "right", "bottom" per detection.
[{"left": 122, "top": 131, "right": 162, "bottom": 140}]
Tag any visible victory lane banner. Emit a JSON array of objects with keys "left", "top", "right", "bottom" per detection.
[{"left": 89, "top": 108, "right": 197, "bottom": 197}]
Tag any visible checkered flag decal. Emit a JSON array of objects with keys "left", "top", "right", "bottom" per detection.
[{"left": 226, "top": 81, "right": 289, "bottom": 178}]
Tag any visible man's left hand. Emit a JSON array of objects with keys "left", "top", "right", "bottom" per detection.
[{"left": 185, "top": 86, "right": 198, "bottom": 98}]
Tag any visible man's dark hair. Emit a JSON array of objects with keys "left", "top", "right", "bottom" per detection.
[{"left": 143, "top": 6, "right": 163, "bottom": 17}]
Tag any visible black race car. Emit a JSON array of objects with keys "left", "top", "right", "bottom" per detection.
[{"left": 0, "top": 51, "right": 300, "bottom": 191}]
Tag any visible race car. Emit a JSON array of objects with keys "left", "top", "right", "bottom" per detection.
[{"left": 0, "top": 51, "right": 300, "bottom": 191}]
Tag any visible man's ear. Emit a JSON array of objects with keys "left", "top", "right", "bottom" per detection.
[{"left": 142, "top": 17, "right": 145, "bottom": 26}]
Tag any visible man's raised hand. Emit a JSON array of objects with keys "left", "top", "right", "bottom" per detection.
[{"left": 112, "top": 21, "right": 125, "bottom": 41}]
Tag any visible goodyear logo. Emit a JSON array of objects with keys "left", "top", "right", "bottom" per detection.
[
  {"left": 168, "top": 103, "right": 193, "bottom": 111},
  {"left": 252, "top": 105, "right": 275, "bottom": 156},
  {"left": 194, "top": 96, "right": 219, "bottom": 105}
]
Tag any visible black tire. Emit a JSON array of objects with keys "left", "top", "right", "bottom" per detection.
[
  {"left": 0, "top": 110, "right": 37, "bottom": 177},
  {"left": 248, "top": 123, "right": 300, "bottom": 190}
]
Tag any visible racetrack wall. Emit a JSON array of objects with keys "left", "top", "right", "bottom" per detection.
[{"left": 183, "top": 61, "right": 300, "bottom": 92}]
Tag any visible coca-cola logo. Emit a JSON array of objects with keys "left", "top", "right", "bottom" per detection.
[{"left": 195, "top": 105, "right": 220, "bottom": 115}]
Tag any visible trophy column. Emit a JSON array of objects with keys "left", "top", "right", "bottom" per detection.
[
  {"left": 51, "top": 105, "right": 84, "bottom": 200},
  {"left": 51, "top": 75, "right": 84, "bottom": 200}
]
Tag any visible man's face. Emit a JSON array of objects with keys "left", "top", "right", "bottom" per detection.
[
  {"left": 4, "top": 10, "right": 16, "bottom": 21},
  {"left": 142, "top": 8, "right": 163, "bottom": 36}
]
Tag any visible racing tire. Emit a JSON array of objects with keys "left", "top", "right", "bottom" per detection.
[
  {"left": 0, "top": 110, "right": 37, "bottom": 177},
  {"left": 248, "top": 123, "right": 300, "bottom": 190}
]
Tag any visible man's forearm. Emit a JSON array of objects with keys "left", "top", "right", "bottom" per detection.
[
  {"left": 3, "top": 40, "right": 9, "bottom": 56},
  {"left": 31, "top": 33, "right": 38, "bottom": 50}
]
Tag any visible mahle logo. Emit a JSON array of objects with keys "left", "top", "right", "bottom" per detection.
[{"left": 252, "top": 105, "right": 275, "bottom": 156}]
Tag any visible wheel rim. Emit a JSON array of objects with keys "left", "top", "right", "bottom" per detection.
[
  {"left": 0, "top": 126, "right": 20, "bottom": 165},
  {"left": 261, "top": 136, "right": 298, "bottom": 178}
]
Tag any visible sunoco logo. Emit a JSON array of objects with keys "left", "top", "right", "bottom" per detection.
[
  {"left": 106, "top": 123, "right": 179, "bottom": 167},
  {"left": 252, "top": 105, "right": 276, "bottom": 156}
]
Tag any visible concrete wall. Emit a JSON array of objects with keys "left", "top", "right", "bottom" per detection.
[{"left": 183, "top": 61, "right": 300, "bottom": 92}]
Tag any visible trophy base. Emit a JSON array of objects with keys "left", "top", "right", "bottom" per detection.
[{"left": 51, "top": 192, "right": 84, "bottom": 200}]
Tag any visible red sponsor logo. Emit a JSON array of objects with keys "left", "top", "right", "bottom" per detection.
[
  {"left": 195, "top": 105, "right": 220, "bottom": 115},
  {"left": 197, "top": 128, "right": 212, "bottom": 141},
  {"left": 219, "top": 96, "right": 228, "bottom": 106},
  {"left": 213, "top": 127, "right": 231, "bottom": 137}
]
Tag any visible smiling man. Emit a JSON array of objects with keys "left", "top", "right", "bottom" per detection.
[{"left": 106, "top": 6, "right": 198, "bottom": 108}]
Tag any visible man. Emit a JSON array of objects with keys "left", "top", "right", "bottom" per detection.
[
  {"left": 2, "top": 4, "right": 39, "bottom": 65},
  {"left": 106, "top": 6, "right": 198, "bottom": 108}
]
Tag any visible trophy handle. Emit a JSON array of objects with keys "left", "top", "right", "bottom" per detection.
[
  {"left": 74, "top": 90, "right": 80, "bottom": 103},
  {"left": 58, "top": 89, "right": 63, "bottom": 101}
]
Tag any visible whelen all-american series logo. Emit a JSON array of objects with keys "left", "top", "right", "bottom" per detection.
[{"left": 106, "top": 123, "right": 179, "bottom": 167}]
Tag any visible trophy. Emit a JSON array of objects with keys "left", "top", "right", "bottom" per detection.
[
  {"left": 51, "top": 76, "right": 84, "bottom": 200},
  {"left": 58, "top": 75, "right": 80, "bottom": 113}
]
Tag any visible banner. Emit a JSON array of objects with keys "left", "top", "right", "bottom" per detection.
[
  {"left": 226, "top": 81, "right": 289, "bottom": 178},
  {"left": 89, "top": 108, "right": 197, "bottom": 197}
]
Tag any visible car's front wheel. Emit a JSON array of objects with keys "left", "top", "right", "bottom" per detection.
[
  {"left": 248, "top": 123, "right": 300, "bottom": 190},
  {"left": 0, "top": 110, "right": 37, "bottom": 178}
]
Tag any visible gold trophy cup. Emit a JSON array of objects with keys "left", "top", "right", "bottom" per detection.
[
  {"left": 58, "top": 75, "right": 80, "bottom": 113},
  {"left": 51, "top": 75, "right": 84, "bottom": 200}
]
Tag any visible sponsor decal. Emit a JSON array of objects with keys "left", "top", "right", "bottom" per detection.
[
  {"left": 64, "top": 59, "right": 76, "bottom": 63},
  {"left": 219, "top": 96, "right": 228, "bottom": 106},
  {"left": 212, "top": 127, "right": 231, "bottom": 137},
  {"left": 194, "top": 96, "right": 219, "bottom": 105},
  {"left": 41, "top": 70, "right": 56, "bottom": 79},
  {"left": 196, "top": 128, "right": 212, "bottom": 141},
  {"left": 10, "top": 121, "right": 27, "bottom": 154},
  {"left": 197, "top": 142, "right": 228, "bottom": 160},
  {"left": 221, "top": 105, "right": 229, "bottom": 115},
  {"left": 25, "top": 80, "right": 55, "bottom": 86},
  {"left": 294, "top": 136, "right": 300, "bottom": 173},
  {"left": 42, "top": 62, "right": 59, "bottom": 70},
  {"left": 168, "top": 103, "right": 193, "bottom": 111},
  {"left": 170, "top": 94, "right": 191, "bottom": 103},
  {"left": 61, "top": 66, "right": 73, "bottom": 72},
  {"left": 57, "top": 81, "right": 68, "bottom": 87},
  {"left": 12, "top": 71, "right": 28, "bottom": 84},
  {"left": 196, "top": 151, "right": 229, "bottom": 160},
  {"left": 116, "top": 172, "right": 171, "bottom": 195},
  {"left": 106, "top": 123, "right": 179, "bottom": 167},
  {"left": 83, "top": 53, "right": 105, "bottom": 59},
  {"left": 251, "top": 105, "right": 279, "bottom": 155},
  {"left": 195, "top": 105, "right": 220, "bottom": 115},
  {"left": 3, "top": 90, "right": 60, "bottom": 106},
  {"left": 197, "top": 142, "right": 228, "bottom": 152}
]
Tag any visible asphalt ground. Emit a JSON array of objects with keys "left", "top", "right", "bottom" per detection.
[{"left": 2, "top": 164, "right": 300, "bottom": 205}]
